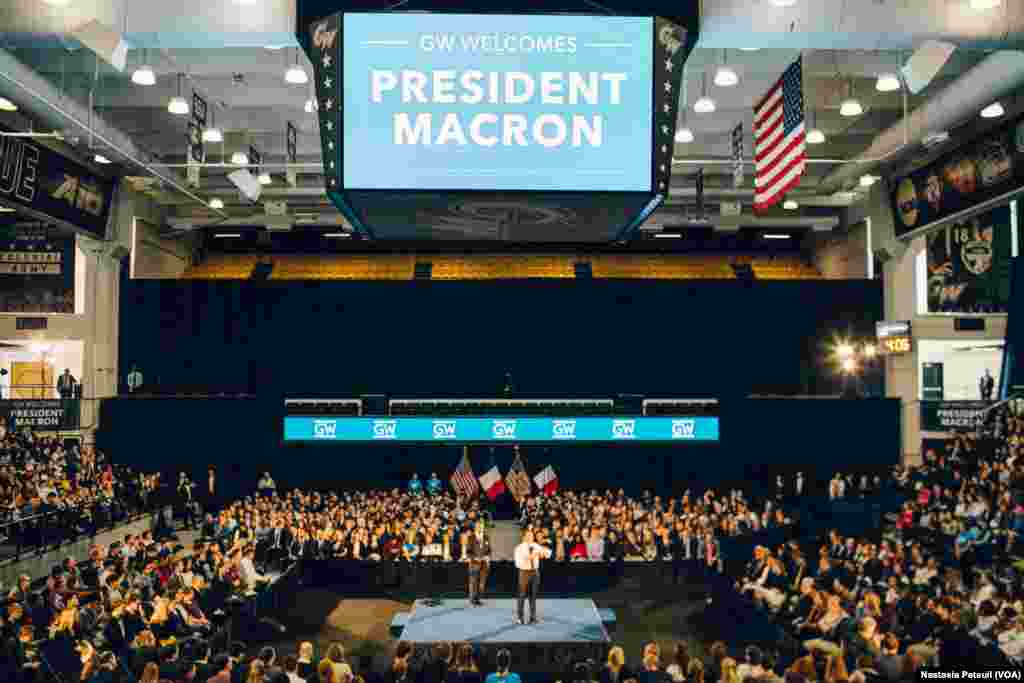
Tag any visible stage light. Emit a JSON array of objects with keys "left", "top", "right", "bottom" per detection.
[
  {"left": 863, "top": 344, "right": 877, "bottom": 359},
  {"left": 132, "top": 65, "right": 156, "bottom": 86},
  {"left": 840, "top": 98, "right": 863, "bottom": 117},
  {"left": 257, "top": 172, "right": 272, "bottom": 186},
  {"left": 842, "top": 358, "right": 856, "bottom": 373},
  {"left": 694, "top": 96, "right": 716, "bottom": 114},
  {"left": 675, "top": 127, "right": 694, "bottom": 143},
  {"left": 202, "top": 127, "right": 223, "bottom": 143},
  {"left": 837, "top": 343, "right": 855, "bottom": 358},
  {"left": 93, "top": 154, "right": 111, "bottom": 164},
  {"left": 970, "top": 0, "right": 1001, "bottom": 9},
  {"left": 806, "top": 128, "right": 826, "bottom": 144},
  {"left": 230, "top": 151, "right": 249, "bottom": 166},
  {"left": 209, "top": 198, "right": 224, "bottom": 209},
  {"left": 981, "top": 102, "right": 1005, "bottom": 119},
  {"left": 0, "top": 97, "right": 17, "bottom": 112},
  {"left": 783, "top": 199, "right": 799, "bottom": 210}
]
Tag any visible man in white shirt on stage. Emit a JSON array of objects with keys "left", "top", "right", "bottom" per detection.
[{"left": 513, "top": 529, "right": 551, "bottom": 625}]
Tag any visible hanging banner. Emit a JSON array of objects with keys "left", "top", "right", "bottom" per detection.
[
  {"left": 0, "top": 229, "right": 75, "bottom": 313},
  {"left": 891, "top": 110, "right": 1024, "bottom": 238},
  {"left": 925, "top": 204, "right": 1013, "bottom": 314},
  {"left": 920, "top": 400, "right": 992, "bottom": 432},
  {"left": 0, "top": 125, "right": 114, "bottom": 239},
  {"left": 0, "top": 399, "right": 78, "bottom": 430}
]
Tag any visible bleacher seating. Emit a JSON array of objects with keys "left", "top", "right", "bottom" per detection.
[{"left": 181, "top": 254, "right": 822, "bottom": 281}]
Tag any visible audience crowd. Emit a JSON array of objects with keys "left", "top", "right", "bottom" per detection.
[{"left": 1, "top": 398, "right": 1022, "bottom": 682}]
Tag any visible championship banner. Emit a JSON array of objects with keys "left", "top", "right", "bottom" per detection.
[
  {"left": 0, "top": 229, "right": 75, "bottom": 313},
  {"left": 0, "top": 399, "right": 77, "bottom": 430},
  {"left": 924, "top": 204, "right": 1012, "bottom": 314},
  {"left": 0, "top": 124, "right": 114, "bottom": 239},
  {"left": 891, "top": 110, "right": 1024, "bottom": 239},
  {"left": 920, "top": 400, "right": 992, "bottom": 432}
]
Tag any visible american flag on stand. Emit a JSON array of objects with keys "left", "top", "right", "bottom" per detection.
[
  {"left": 753, "top": 57, "right": 806, "bottom": 212},
  {"left": 450, "top": 451, "right": 479, "bottom": 499}
]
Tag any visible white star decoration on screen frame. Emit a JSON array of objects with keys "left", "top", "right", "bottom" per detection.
[
  {"left": 322, "top": 55, "right": 332, "bottom": 68},
  {"left": 324, "top": 76, "right": 332, "bottom": 89}
]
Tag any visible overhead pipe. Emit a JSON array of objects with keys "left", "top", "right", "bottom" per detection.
[
  {"left": 819, "top": 50, "right": 1024, "bottom": 194},
  {"left": 0, "top": 48, "right": 225, "bottom": 217}
]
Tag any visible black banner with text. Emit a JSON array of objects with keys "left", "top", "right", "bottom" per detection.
[
  {"left": 920, "top": 400, "right": 992, "bottom": 432},
  {"left": 0, "top": 399, "right": 78, "bottom": 430}
]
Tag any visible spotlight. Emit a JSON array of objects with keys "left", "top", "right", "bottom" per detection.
[
  {"left": 230, "top": 151, "right": 249, "bottom": 166},
  {"left": 806, "top": 128, "right": 826, "bottom": 144},
  {"left": 981, "top": 102, "right": 1005, "bottom": 119},
  {"left": 694, "top": 96, "right": 716, "bottom": 114},
  {"left": 859, "top": 175, "right": 877, "bottom": 188},
  {"left": 209, "top": 198, "right": 224, "bottom": 209},
  {"left": 93, "top": 154, "right": 111, "bottom": 164},
  {"left": 842, "top": 358, "right": 856, "bottom": 373},
  {"left": 840, "top": 98, "right": 863, "bottom": 117},
  {"left": 0, "top": 97, "right": 17, "bottom": 112},
  {"left": 837, "top": 343, "right": 855, "bottom": 358},
  {"left": 675, "top": 127, "right": 694, "bottom": 143},
  {"left": 257, "top": 172, "right": 272, "bottom": 186},
  {"left": 875, "top": 73, "right": 901, "bottom": 92},
  {"left": 202, "top": 128, "right": 223, "bottom": 143},
  {"left": 783, "top": 199, "right": 799, "bottom": 210},
  {"left": 131, "top": 65, "right": 156, "bottom": 86},
  {"left": 714, "top": 67, "right": 739, "bottom": 88},
  {"left": 863, "top": 344, "right": 877, "bottom": 359}
]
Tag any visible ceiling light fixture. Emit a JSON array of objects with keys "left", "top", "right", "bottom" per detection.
[
  {"left": 654, "top": 233, "right": 682, "bottom": 239},
  {"left": 230, "top": 151, "right": 249, "bottom": 166},
  {"left": 202, "top": 106, "right": 223, "bottom": 143},
  {"left": 167, "top": 73, "right": 189, "bottom": 115},
  {"left": 209, "top": 198, "right": 224, "bottom": 209},
  {"left": 132, "top": 49, "right": 156, "bottom": 86},
  {"left": 304, "top": 98, "right": 316, "bottom": 113},
  {"left": 0, "top": 97, "right": 17, "bottom": 112},
  {"left": 257, "top": 172, "right": 272, "bottom": 186},
  {"left": 285, "top": 48, "right": 308, "bottom": 85},
  {"left": 840, "top": 78, "right": 863, "bottom": 117},
  {"left": 0, "top": 206, "right": 15, "bottom": 213},
  {"left": 769, "top": 0, "right": 798, "bottom": 6},
  {"left": 806, "top": 110, "right": 825, "bottom": 144},
  {"left": 739, "top": 48, "right": 761, "bottom": 52},
  {"left": 859, "top": 174, "right": 877, "bottom": 187},
  {"left": 42, "top": 0, "right": 72, "bottom": 6},
  {"left": 783, "top": 199, "right": 799, "bottom": 210},
  {"left": 214, "top": 233, "right": 241, "bottom": 238},
  {"left": 763, "top": 233, "right": 791, "bottom": 239},
  {"left": 694, "top": 75, "right": 715, "bottom": 113},
  {"left": 714, "top": 50, "right": 739, "bottom": 88},
  {"left": 324, "top": 233, "right": 351, "bottom": 238},
  {"left": 981, "top": 101, "right": 1005, "bottom": 118},
  {"left": 93, "top": 154, "right": 111, "bottom": 164},
  {"left": 875, "top": 73, "right": 901, "bottom": 92},
  {"left": 675, "top": 127, "right": 694, "bottom": 143},
  {"left": 970, "top": 0, "right": 1002, "bottom": 9}
]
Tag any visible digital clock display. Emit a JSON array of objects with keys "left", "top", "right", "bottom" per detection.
[{"left": 881, "top": 335, "right": 912, "bottom": 355}]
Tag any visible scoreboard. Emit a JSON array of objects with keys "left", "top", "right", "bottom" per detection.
[{"left": 876, "top": 320, "right": 913, "bottom": 356}]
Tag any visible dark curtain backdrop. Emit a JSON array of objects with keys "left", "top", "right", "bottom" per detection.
[{"left": 117, "top": 278, "right": 883, "bottom": 397}]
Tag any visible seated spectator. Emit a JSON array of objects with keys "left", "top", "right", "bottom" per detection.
[
  {"left": 600, "top": 646, "right": 627, "bottom": 683},
  {"left": 485, "top": 649, "right": 521, "bottom": 683}
]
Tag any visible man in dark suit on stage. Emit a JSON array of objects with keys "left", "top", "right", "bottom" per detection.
[{"left": 466, "top": 520, "right": 492, "bottom": 605}]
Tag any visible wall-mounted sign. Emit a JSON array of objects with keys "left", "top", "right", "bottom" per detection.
[
  {"left": 890, "top": 110, "right": 1024, "bottom": 238},
  {"left": 920, "top": 400, "right": 991, "bottom": 432},
  {"left": 876, "top": 320, "right": 913, "bottom": 355},
  {"left": 0, "top": 124, "right": 114, "bottom": 239}
]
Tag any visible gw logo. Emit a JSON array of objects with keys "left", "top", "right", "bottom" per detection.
[
  {"left": 552, "top": 420, "right": 577, "bottom": 439},
  {"left": 313, "top": 420, "right": 337, "bottom": 439},
  {"left": 492, "top": 420, "right": 517, "bottom": 439},
  {"left": 433, "top": 421, "right": 457, "bottom": 439},
  {"left": 672, "top": 420, "right": 696, "bottom": 439},
  {"left": 612, "top": 420, "right": 636, "bottom": 439},
  {"left": 372, "top": 421, "right": 397, "bottom": 439}
]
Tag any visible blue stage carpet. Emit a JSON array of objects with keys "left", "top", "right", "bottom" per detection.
[{"left": 400, "top": 598, "right": 609, "bottom": 644}]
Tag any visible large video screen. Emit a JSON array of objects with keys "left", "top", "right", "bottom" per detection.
[
  {"left": 342, "top": 13, "right": 654, "bottom": 193},
  {"left": 284, "top": 416, "right": 719, "bottom": 443}
]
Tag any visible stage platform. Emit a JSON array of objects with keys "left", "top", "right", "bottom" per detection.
[{"left": 396, "top": 598, "right": 610, "bottom": 644}]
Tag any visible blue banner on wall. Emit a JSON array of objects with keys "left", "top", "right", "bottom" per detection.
[{"left": 284, "top": 416, "right": 720, "bottom": 442}]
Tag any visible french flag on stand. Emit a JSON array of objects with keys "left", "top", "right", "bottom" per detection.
[
  {"left": 479, "top": 458, "right": 507, "bottom": 501},
  {"left": 533, "top": 465, "right": 559, "bottom": 496}
]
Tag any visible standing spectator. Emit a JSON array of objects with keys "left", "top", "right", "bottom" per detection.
[
  {"left": 485, "top": 649, "right": 520, "bottom": 683},
  {"left": 257, "top": 472, "right": 276, "bottom": 497},
  {"left": 409, "top": 474, "right": 423, "bottom": 497},
  {"left": 452, "top": 643, "right": 482, "bottom": 683},
  {"left": 664, "top": 644, "right": 689, "bottom": 683},
  {"left": 126, "top": 365, "right": 143, "bottom": 394},
  {"left": 600, "top": 647, "right": 626, "bottom": 683},
  {"left": 56, "top": 369, "right": 77, "bottom": 400},
  {"left": 206, "top": 466, "right": 218, "bottom": 513},
  {"left": 980, "top": 369, "right": 995, "bottom": 401},
  {"left": 427, "top": 472, "right": 443, "bottom": 496}
]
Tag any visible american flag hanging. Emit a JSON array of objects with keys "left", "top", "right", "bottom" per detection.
[
  {"left": 450, "top": 452, "right": 479, "bottom": 499},
  {"left": 753, "top": 57, "right": 806, "bottom": 212}
]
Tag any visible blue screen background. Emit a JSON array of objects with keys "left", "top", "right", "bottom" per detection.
[{"left": 342, "top": 13, "right": 653, "bottom": 192}]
